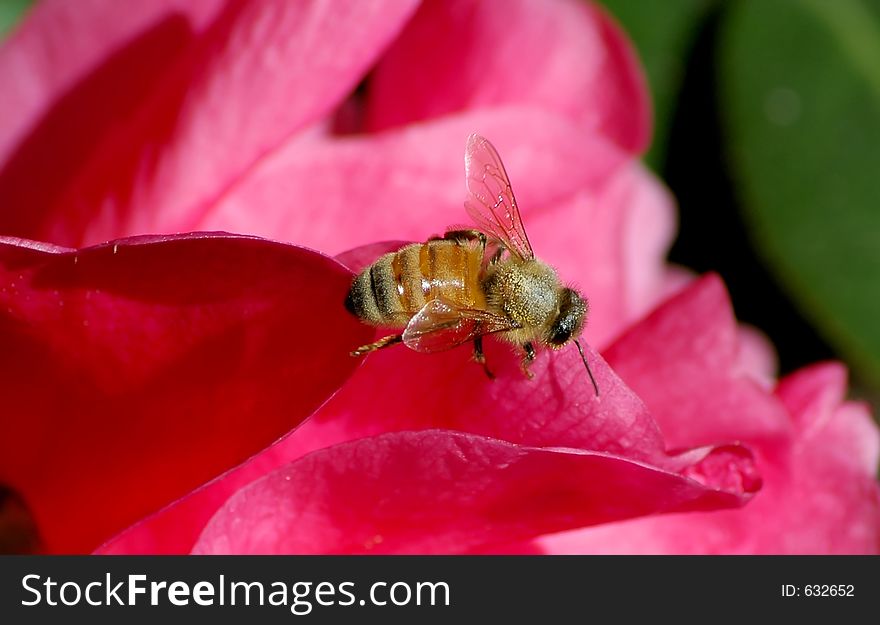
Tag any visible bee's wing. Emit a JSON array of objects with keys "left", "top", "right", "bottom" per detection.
[
  {"left": 402, "top": 298, "right": 519, "bottom": 353},
  {"left": 464, "top": 133, "right": 535, "bottom": 261}
]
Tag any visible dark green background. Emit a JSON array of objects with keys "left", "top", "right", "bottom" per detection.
[{"left": 604, "top": 0, "right": 880, "bottom": 407}]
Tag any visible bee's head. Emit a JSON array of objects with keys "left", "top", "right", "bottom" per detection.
[{"left": 546, "top": 288, "right": 587, "bottom": 348}]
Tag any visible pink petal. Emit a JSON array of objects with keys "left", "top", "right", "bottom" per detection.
[
  {"left": 785, "top": 401, "right": 880, "bottom": 552},
  {"left": 0, "top": 233, "right": 371, "bottom": 553},
  {"left": 778, "top": 364, "right": 879, "bottom": 484},
  {"left": 200, "top": 125, "right": 674, "bottom": 351},
  {"left": 0, "top": 0, "right": 419, "bottom": 247},
  {"left": 364, "top": 0, "right": 651, "bottom": 154},
  {"left": 775, "top": 362, "right": 847, "bottom": 434},
  {"left": 198, "top": 109, "right": 627, "bottom": 255},
  {"left": 735, "top": 323, "right": 778, "bottom": 389},
  {"left": 0, "top": 0, "right": 224, "bottom": 165},
  {"left": 523, "top": 364, "right": 880, "bottom": 554},
  {"left": 97, "top": 336, "right": 662, "bottom": 553},
  {"left": 95, "top": 480, "right": 244, "bottom": 555},
  {"left": 191, "top": 430, "right": 758, "bottom": 554},
  {"left": 0, "top": 0, "right": 225, "bottom": 242},
  {"left": 100, "top": 310, "right": 768, "bottom": 554},
  {"left": 301, "top": 338, "right": 669, "bottom": 460},
  {"left": 603, "top": 273, "right": 792, "bottom": 448}
]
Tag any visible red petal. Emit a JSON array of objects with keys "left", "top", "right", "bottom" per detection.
[
  {"left": 191, "top": 430, "right": 757, "bottom": 554},
  {"left": 0, "top": 0, "right": 419, "bottom": 246},
  {"left": 0, "top": 233, "right": 371, "bottom": 552},
  {"left": 365, "top": 0, "right": 651, "bottom": 153}
]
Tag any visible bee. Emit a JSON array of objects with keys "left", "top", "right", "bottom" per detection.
[{"left": 345, "top": 133, "right": 599, "bottom": 395}]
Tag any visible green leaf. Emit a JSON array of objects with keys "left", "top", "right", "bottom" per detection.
[
  {"left": 600, "top": 0, "right": 719, "bottom": 169},
  {"left": 721, "top": 0, "right": 880, "bottom": 388},
  {"left": 0, "top": 0, "right": 31, "bottom": 39}
]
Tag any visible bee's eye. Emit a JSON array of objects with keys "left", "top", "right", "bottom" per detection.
[
  {"left": 548, "top": 288, "right": 586, "bottom": 347},
  {"left": 548, "top": 320, "right": 574, "bottom": 346}
]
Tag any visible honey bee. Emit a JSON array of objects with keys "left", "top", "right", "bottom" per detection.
[{"left": 345, "top": 133, "right": 599, "bottom": 395}]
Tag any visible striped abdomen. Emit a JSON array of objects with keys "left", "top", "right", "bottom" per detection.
[{"left": 345, "top": 240, "right": 487, "bottom": 327}]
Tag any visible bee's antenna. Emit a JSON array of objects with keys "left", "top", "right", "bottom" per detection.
[{"left": 575, "top": 339, "right": 599, "bottom": 397}]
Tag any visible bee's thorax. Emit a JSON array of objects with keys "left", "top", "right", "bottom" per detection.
[{"left": 482, "top": 259, "right": 559, "bottom": 328}]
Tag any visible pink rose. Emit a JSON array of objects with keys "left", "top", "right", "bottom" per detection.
[{"left": 0, "top": 0, "right": 876, "bottom": 554}]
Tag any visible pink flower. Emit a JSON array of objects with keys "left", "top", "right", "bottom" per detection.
[{"left": 0, "top": 0, "right": 876, "bottom": 554}]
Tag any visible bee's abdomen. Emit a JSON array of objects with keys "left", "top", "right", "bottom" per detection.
[
  {"left": 346, "top": 255, "right": 405, "bottom": 326},
  {"left": 346, "top": 241, "right": 485, "bottom": 328}
]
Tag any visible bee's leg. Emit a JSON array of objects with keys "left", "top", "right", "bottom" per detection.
[
  {"left": 520, "top": 342, "right": 536, "bottom": 380},
  {"left": 350, "top": 334, "right": 403, "bottom": 357},
  {"left": 472, "top": 336, "right": 495, "bottom": 380}
]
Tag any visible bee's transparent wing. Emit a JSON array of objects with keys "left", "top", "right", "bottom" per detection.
[
  {"left": 464, "top": 133, "right": 535, "bottom": 261},
  {"left": 402, "top": 298, "right": 519, "bottom": 353}
]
